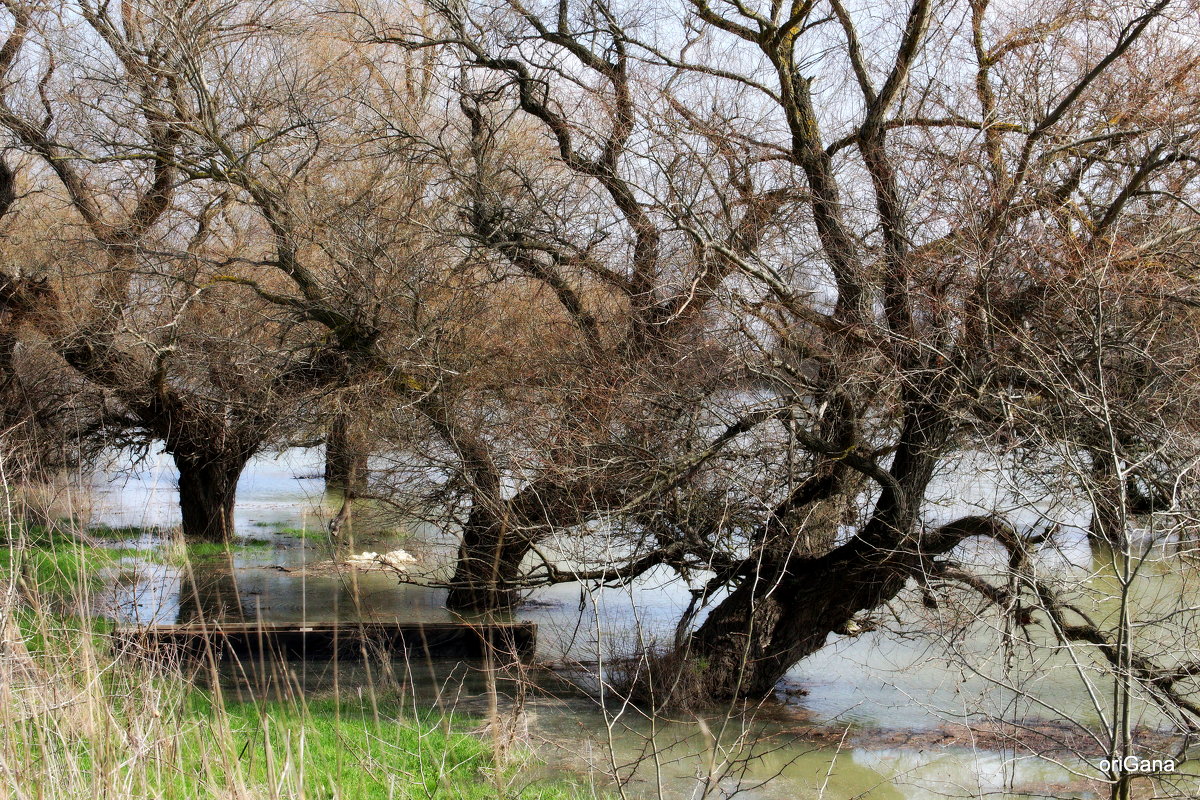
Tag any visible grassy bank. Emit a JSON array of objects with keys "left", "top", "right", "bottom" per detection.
[
  {"left": 2, "top": 623, "right": 593, "bottom": 799},
  {"left": 2, "top": 521, "right": 276, "bottom": 572},
  {"left": 0, "top": 524, "right": 131, "bottom": 604},
  {"left": 0, "top": 524, "right": 600, "bottom": 800}
]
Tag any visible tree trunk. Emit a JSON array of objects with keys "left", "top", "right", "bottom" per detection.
[
  {"left": 0, "top": 329, "right": 56, "bottom": 486},
  {"left": 629, "top": 391, "right": 955, "bottom": 705},
  {"left": 445, "top": 511, "right": 531, "bottom": 613},
  {"left": 655, "top": 516, "right": 1007, "bottom": 707},
  {"left": 661, "top": 540, "right": 909, "bottom": 703},
  {"left": 174, "top": 450, "right": 247, "bottom": 542},
  {"left": 324, "top": 412, "right": 369, "bottom": 496},
  {"left": 1088, "top": 449, "right": 1126, "bottom": 550}
]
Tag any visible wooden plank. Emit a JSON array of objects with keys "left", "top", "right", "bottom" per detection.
[{"left": 113, "top": 621, "right": 537, "bottom": 661}]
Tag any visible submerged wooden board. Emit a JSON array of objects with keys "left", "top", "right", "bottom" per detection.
[{"left": 114, "top": 621, "right": 537, "bottom": 661}]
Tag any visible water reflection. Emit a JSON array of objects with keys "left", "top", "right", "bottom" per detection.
[
  {"left": 176, "top": 552, "right": 245, "bottom": 623},
  {"left": 88, "top": 446, "right": 1187, "bottom": 799}
]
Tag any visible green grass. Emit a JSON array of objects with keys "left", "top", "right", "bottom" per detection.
[
  {"left": 7, "top": 608, "right": 115, "bottom": 654},
  {"left": 253, "top": 519, "right": 329, "bottom": 540},
  {"left": 96, "top": 527, "right": 276, "bottom": 564},
  {"left": 0, "top": 524, "right": 277, "bottom": 592},
  {"left": 1, "top": 521, "right": 598, "bottom": 800},
  {"left": 2, "top": 617, "right": 598, "bottom": 800},
  {"left": 182, "top": 537, "right": 274, "bottom": 559},
  {"left": 0, "top": 525, "right": 124, "bottom": 649},
  {"left": 87, "top": 523, "right": 170, "bottom": 539},
  {"left": 154, "top": 693, "right": 589, "bottom": 800},
  {"left": 0, "top": 525, "right": 120, "bottom": 597}
]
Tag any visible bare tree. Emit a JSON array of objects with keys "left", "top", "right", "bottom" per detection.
[
  {"left": 4, "top": 3, "right": 1199, "bottom": 763},
  {"left": 0, "top": 0, "right": 345, "bottom": 539},
  {"left": 367, "top": 0, "right": 1200, "bottom": 707}
]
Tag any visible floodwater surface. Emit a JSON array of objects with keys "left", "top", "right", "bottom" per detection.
[{"left": 85, "top": 448, "right": 1199, "bottom": 799}]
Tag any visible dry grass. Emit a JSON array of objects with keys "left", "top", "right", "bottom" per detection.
[{"left": 0, "top": 514, "right": 600, "bottom": 800}]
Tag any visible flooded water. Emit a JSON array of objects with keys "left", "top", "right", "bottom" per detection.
[{"left": 84, "top": 447, "right": 1200, "bottom": 799}]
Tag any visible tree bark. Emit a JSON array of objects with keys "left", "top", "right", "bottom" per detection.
[
  {"left": 656, "top": 516, "right": 1009, "bottom": 706},
  {"left": 445, "top": 510, "right": 532, "bottom": 612},
  {"left": 1088, "top": 448, "right": 1126, "bottom": 549},
  {"left": 0, "top": 329, "right": 38, "bottom": 483},
  {"left": 324, "top": 412, "right": 368, "bottom": 496},
  {"left": 649, "top": 398, "right": 957, "bottom": 705},
  {"left": 666, "top": 539, "right": 913, "bottom": 701},
  {"left": 174, "top": 450, "right": 249, "bottom": 542},
  {"left": 0, "top": 288, "right": 63, "bottom": 486}
]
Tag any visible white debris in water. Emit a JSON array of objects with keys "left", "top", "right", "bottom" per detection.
[
  {"left": 344, "top": 549, "right": 417, "bottom": 571},
  {"left": 297, "top": 549, "right": 419, "bottom": 577}
]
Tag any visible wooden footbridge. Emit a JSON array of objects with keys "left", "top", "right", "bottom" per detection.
[{"left": 114, "top": 620, "right": 537, "bottom": 662}]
